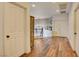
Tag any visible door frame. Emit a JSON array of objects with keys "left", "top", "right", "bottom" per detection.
[
  {"left": 74, "top": 4, "right": 79, "bottom": 51},
  {"left": 30, "top": 16, "right": 34, "bottom": 49},
  {"left": 3, "top": 2, "right": 27, "bottom": 56}
]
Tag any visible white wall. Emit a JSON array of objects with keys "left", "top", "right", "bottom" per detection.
[
  {"left": 35, "top": 18, "right": 52, "bottom": 28},
  {"left": 35, "top": 14, "right": 69, "bottom": 38},
  {"left": 68, "top": 3, "right": 79, "bottom": 50},
  {"left": 52, "top": 14, "right": 69, "bottom": 37}
]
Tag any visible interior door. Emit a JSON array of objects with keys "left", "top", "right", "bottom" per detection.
[
  {"left": 0, "top": 3, "right": 4, "bottom": 56},
  {"left": 30, "top": 16, "right": 34, "bottom": 49},
  {"left": 4, "top": 3, "right": 25, "bottom": 56},
  {"left": 75, "top": 7, "right": 79, "bottom": 56}
]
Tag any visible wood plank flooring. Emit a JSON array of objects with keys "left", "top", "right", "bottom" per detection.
[{"left": 23, "top": 36, "right": 77, "bottom": 57}]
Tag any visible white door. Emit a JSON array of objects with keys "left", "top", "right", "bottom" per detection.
[
  {"left": 4, "top": 3, "right": 25, "bottom": 56},
  {"left": 75, "top": 8, "right": 79, "bottom": 56},
  {"left": 0, "top": 3, "right": 4, "bottom": 56}
]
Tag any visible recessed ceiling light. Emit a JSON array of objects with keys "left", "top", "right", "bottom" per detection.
[
  {"left": 56, "top": 10, "right": 60, "bottom": 12},
  {"left": 32, "top": 4, "right": 36, "bottom": 7}
]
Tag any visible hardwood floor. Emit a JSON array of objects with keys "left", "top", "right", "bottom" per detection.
[{"left": 23, "top": 36, "right": 77, "bottom": 57}]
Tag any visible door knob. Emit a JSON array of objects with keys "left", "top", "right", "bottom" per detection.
[
  {"left": 74, "top": 32, "right": 77, "bottom": 35},
  {"left": 6, "top": 35, "right": 10, "bottom": 38}
]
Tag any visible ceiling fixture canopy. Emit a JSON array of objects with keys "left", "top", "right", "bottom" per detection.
[{"left": 32, "top": 4, "right": 36, "bottom": 7}]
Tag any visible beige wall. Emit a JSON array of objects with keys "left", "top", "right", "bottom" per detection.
[
  {"left": 0, "top": 3, "right": 4, "bottom": 56},
  {"left": 68, "top": 3, "right": 78, "bottom": 50},
  {"left": 52, "top": 14, "right": 69, "bottom": 37}
]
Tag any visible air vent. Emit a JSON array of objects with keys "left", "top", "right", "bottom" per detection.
[
  {"left": 59, "top": 3, "right": 67, "bottom": 9},
  {"left": 60, "top": 10, "right": 66, "bottom": 14},
  {"left": 59, "top": 3, "right": 67, "bottom": 14}
]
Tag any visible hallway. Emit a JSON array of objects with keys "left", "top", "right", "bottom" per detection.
[
  {"left": 0, "top": 2, "right": 79, "bottom": 57},
  {"left": 23, "top": 36, "right": 77, "bottom": 57}
]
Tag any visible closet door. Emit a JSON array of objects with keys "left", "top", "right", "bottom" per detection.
[
  {"left": 4, "top": 3, "right": 25, "bottom": 56},
  {"left": 0, "top": 3, "right": 4, "bottom": 56}
]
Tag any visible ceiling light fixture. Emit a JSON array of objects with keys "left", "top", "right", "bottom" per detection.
[
  {"left": 56, "top": 10, "right": 60, "bottom": 12},
  {"left": 32, "top": 4, "right": 36, "bottom": 7}
]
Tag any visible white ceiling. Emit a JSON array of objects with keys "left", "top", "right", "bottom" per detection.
[{"left": 29, "top": 2, "right": 72, "bottom": 19}]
